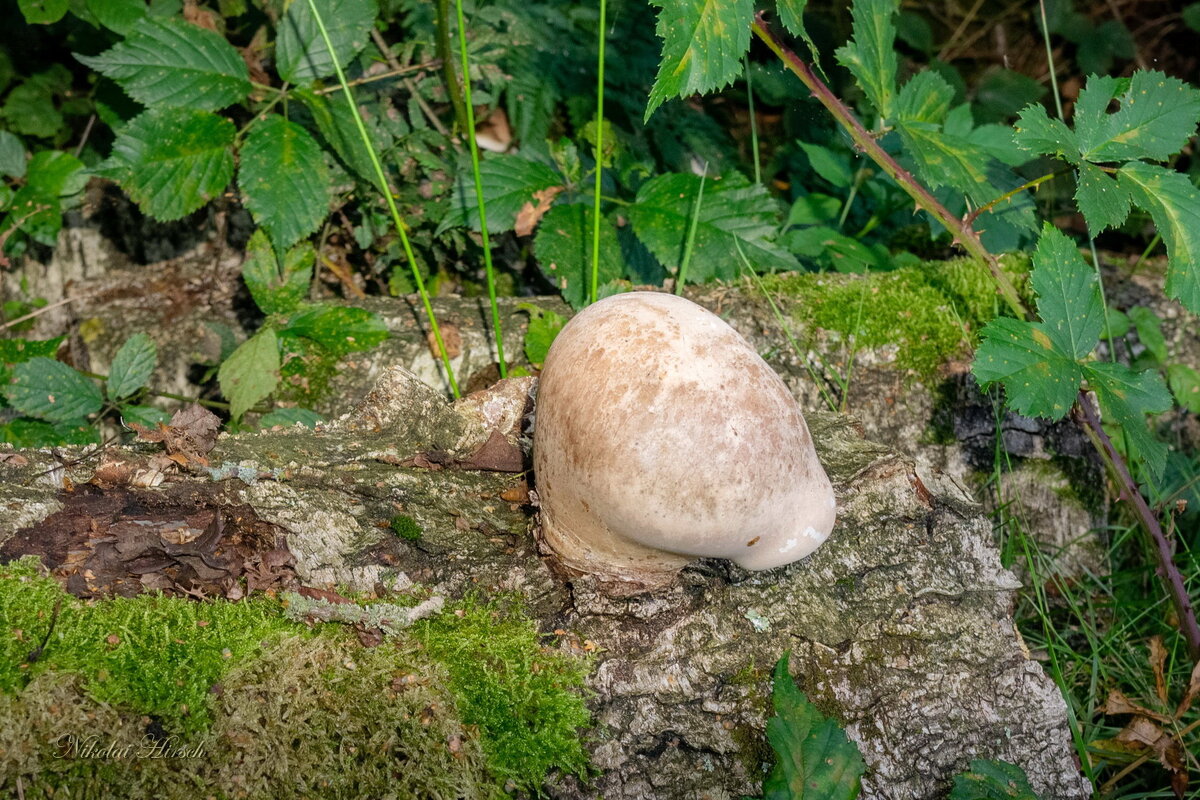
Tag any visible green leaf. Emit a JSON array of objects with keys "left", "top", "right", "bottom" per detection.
[
  {"left": 281, "top": 305, "right": 388, "bottom": 356},
  {"left": 1029, "top": 225, "right": 1103, "bottom": 359},
  {"left": 1075, "top": 162, "right": 1131, "bottom": 233},
  {"left": 949, "top": 760, "right": 1041, "bottom": 800},
  {"left": 777, "top": 0, "right": 823, "bottom": 67},
  {"left": 787, "top": 194, "right": 841, "bottom": 226},
  {"left": 0, "top": 336, "right": 64, "bottom": 386},
  {"left": 1, "top": 81, "right": 63, "bottom": 139},
  {"left": 973, "top": 69, "right": 1046, "bottom": 124},
  {"left": 894, "top": 70, "right": 955, "bottom": 125},
  {"left": 259, "top": 407, "right": 324, "bottom": 428},
  {"left": 242, "top": 231, "right": 313, "bottom": 315},
  {"left": 297, "top": 88, "right": 380, "bottom": 183},
  {"left": 99, "top": 108, "right": 235, "bottom": 221},
  {"left": 644, "top": 0, "right": 754, "bottom": 121},
  {"left": 973, "top": 317, "right": 1082, "bottom": 420},
  {"left": 834, "top": 0, "right": 899, "bottom": 119},
  {"left": 1118, "top": 161, "right": 1200, "bottom": 314},
  {"left": 532, "top": 204, "right": 624, "bottom": 310},
  {"left": 18, "top": 0, "right": 68, "bottom": 24},
  {"left": 1103, "top": 307, "right": 1130, "bottom": 338},
  {"left": 3, "top": 150, "right": 84, "bottom": 245},
  {"left": 1076, "top": 20, "right": 1134, "bottom": 78},
  {"left": 798, "top": 142, "right": 853, "bottom": 188},
  {"left": 0, "top": 131, "right": 27, "bottom": 178},
  {"left": 519, "top": 304, "right": 567, "bottom": 369},
  {"left": 87, "top": 0, "right": 149, "bottom": 34},
  {"left": 238, "top": 115, "right": 329, "bottom": 252},
  {"left": 218, "top": 328, "right": 280, "bottom": 421},
  {"left": 1185, "top": 4, "right": 1200, "bottom": 32},
  {"left": 438, "top": 154, "right": 564, "bottom": 234},
  {"left": 6, "top": 357, "right": 103, "bottom": 423},
  {"left": 1013, "top": 104, "right": 1077, "bottom": 160},
  {"left": 0, "top": 418, "right": 99, "bottom": 448},
  {"left": 762, "top": 653, "right": 864, "bottom": 800},
  {"left": 75, "top": 17, "right": 251, "bottom": 111},
  {"left": 276, "top": 0, "right": 377, "bottom": 84},
  {"left": 1077, "top": 71, "right": 1200, "bottom": 164},
  {"left": 1167, "top": 364, "right": 1200, "bottom": 413},
  {"left": 1127, "top": 306, "right": 1167, "bottom": 364},
  {"left": 106, "top": 332, "right": 158, "bottom": 400},
  {"left": 1084, "top": 361, "right": 1172, "bottom": 481},
  {"left": 119, "top": 404, "right": 171, "bottom": 427},
  {"left": 627, "top": 172, "right": 797, "bottom": 281}
]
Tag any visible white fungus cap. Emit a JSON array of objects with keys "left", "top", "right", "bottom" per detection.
[{"left": 533, "top": 291, "right": 836, "bottom": 586}]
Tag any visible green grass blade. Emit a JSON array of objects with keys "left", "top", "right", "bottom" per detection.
[
  {"left": 590, "top": 0, "right": 609, "bottom": 306},
  {"left": 303, "top": 0, "right": 461, "bottom": 397},
  {"left": 674, "top": 167, "right": 706, "bottom": 295}
]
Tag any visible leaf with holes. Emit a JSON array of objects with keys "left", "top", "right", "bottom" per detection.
[
  {"left": 242, "top": 231, "right": 313, "bottom": 316},
  {"left": 107, "top": 333, "right": 158, "bottom": 400},
  {"left": 76, "top": 17, "right": 251, "bottom": 111},
  {"left": 1118, "top": 161, "right": 1200, "bottom": 314},
  {"left": 627, "top": 172, "right": 797, "bottom": 281},
  {"left": 96, "top": 108, "right": 235, "bottom": 221},
  {"left": 834, "top": 0, "right": 899, "bottom": 118},
  {"left": 1076, "top": 71, "right": 1200, "bottom": 164},
  {"left": 6, "top": 357, "right": 103, "bottom": 423},
  {"left": 533, "top": 204, "right": 625, "bottom": 309},
  {"left": 438, "top": 154, "right": 564, "bottom": 235},
  {"left": 218, "top": 329, "right": 280, "bottom": 421},
  {"left": 644, "top": 0, "right": 754, "bottom": 121},
  {"left": 276, "top": 0, "right": 377, "bottom": 84},
  {"left": 239, "top": 116, "right": 329, "bottom": 252}
]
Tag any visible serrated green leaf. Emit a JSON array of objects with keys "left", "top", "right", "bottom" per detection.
[
  {"left": 281, "top": 305, "right": 388, "bottom": 356},
  {"left": 6, "top": 357, "right": 103, "bottom": 423},
  {"left": 1072, "top": 74, "right": 1122, "bottom": 143},
  {"left": 532, "top": 204, "right": 624, "bottom": 310},
  {"left": 1075, "top": 162, "right": 1131, "bottom": 233},
  {"left": 259, "top": 407, "right": 324, "bottom": 428},
  {"left": 798, "top": 142, "right": 853, "bottom": 188},
  {"left": 834, "top": 0, "right": 899, "bottom": 119},
  {"left": 1118, "top": 161, "right": 1200, "bottom": 314},
  {"left": 438, "top": 154, "right": 564, "bottom": 234},
  {"left": 100, "top": 108, "right": 235, "bottom": 221},
  {"left": 949, "top": 759, "right": 1040, "bottom": 800},
  {"left": 763, "top": 653, "right": 864, "bottom": 800},
  {"left": 777, "top": 0, "right": 823, "bottom": 69},
  {"left": 1167, "top": 364, "right": 1200, "bottom": 413},
  {"left": 297, "top": 88, "right": 381, "bottom": 183},
  {"left": 76, "top": 17, "right": 251, "bottom": 111},
  {"left": 973, "top": 317, "right": 1082, "bottom": 420},
  {"left": 218, "top": 328, "right": 280, "bottom": 421},
  {"left": 787, "top": 194, "right": 841, "bottom": 226},
  {"left": 894, "top": 70, "right": 955, "bottom": 125},
  {"left": 644, "top": 0, "right": 754, "bottom": 121},
  {"left": 627, "top": 172, "right": 797, "bottom": 281},
  {"left": 0, "top": 418, "right": 99, "bottom": 448},
  {"left": 1077, "top": 70, "right": 1200, "bottom": 164},
  {"left": 242, "top": 231, "right": 313, "bottom": 315},
  {"left": 1029, "top": 225, "right": 1103, "bottom": 359},
  {"left": 18, "top": 0, "right": 68, "bottom": 24},
  {"left": 3, "top": 150, "right": 85, "bottom": 246},
  {"left": 119, "top": 404, "right": 171, "bottom": 428},
  {"left": 1084, "top": 361, "right": 1172, "bottom": 480},
  {"left": 0, "top": 337, "right": 64, "bottom": 387},
  {"left": 1127, "top": 306, "right": 1167, "bottom": 364},
  {"left": 87, "top": 0, "right": 149, "bottom": 34},
  {"left": 518, "top": 304, "right": 567, "bottom": 369},
  {"left": 239, "top": 116, "right": 329, "bottom": 252},
  {"left": 276, "top": 0, "right": 377, "bottom": 84},
  {"left": 0, "top": 132, "right": 26, "bottom": 178},
  {"left": 107, "top": 332, "right": 158, "bottom": 400},
  {"left": 1013, "top": 104, "right": 1078, "bottom": 160}
]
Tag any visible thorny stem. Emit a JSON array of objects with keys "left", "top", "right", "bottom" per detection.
[
  {"left": 754, "top": 12, "right": 1200, "bottom": 664},
  {"left": 751, "top": 13, "right": 1028, "bottom": 320}
]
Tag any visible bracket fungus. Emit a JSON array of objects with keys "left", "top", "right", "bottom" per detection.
[{"left": 533, "top": 291, "right": 836, "bottom": 588}]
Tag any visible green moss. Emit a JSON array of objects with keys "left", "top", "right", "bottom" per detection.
[
  {"left": 760, "top": 255, "right": 1032, "bottom": 379},
  {"left": 389, "top": 514, "right": 423, "bottom": 541},
  {"left": 412, "top": 596, "right": 594, "bottom": 794}
]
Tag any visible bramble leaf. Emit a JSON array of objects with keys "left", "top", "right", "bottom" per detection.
[
  {"left": 644, "top": 0, "right": 754, "bottom": 121},
  {"left": 973, "top": 317, "right": 1082, "bottom": 420},
  {"left": 242, "top": 231, "right": 313, "bottom": 316},
  {"left": 1075, "top": 162, "right": 1131, "bottom": 233},
  {"left": 87, "top": 0, "right": 149, "bottom": 35},
  {"left": 949, "top": 759, "right": 1040, "bottom": 800},
  {"left": 1076, "top": 71, "right": 1200, "bottom": 164},
  {"left": 763, "top": 652, "right": 865, "bottom": 800},
  {"left": 76, "top": 17, "right": 251, "bottom": 111},
  {"left": 799, "top": 142, "right": 854, "bottom": 188},
  {"left": 297, "top": 89, "right": 384, "bottom": 184},
  {"left": 1084, "top": 361, "right": 1172, "bottom": 480},
  {"left": 627, "top": 172, "right": 797, "bottom": 281},
  {"left": 239, "top": 116, "right": 329, "bottom": 253},
  {"left": 1029, "top": 225, "right": 1103, "bottom": 359},
  {"left": 276, "top": 0, "right": 377, "bottom": 84},
  {"left": 107, "top": 332, "right": 158, "bottom": 400},
  {"left": 281, "top": 306, "right": 388, "bottom": 356},
  {"left": 218, "top": 329, "right": 280, "bottom": 421},
  {"left": 834, "top": 0, "right": 899, "bottom": 119},
  {"left": 1013, "top": 105, "right": 1077, "bottom": 160},
  {"left": 777, "top": 0, "right": 823, "bottom": 71},
  {"left": 6, "top": 357, "right": 103, "bottom": 423},
  {"left": 438, "top": 154, "right": 564, "bottom": 234},
  {"left": 533, "top": 204, "right": 625, "bottom": 309},
  {"left": 1118, "top": 161, "right": 1200, "bottom": 314},
  {"left": 519, "top": 304, "right": 567, "bottom": 368},
  {"left": 97, "top": 108, "right": 235, "bottom": 221},
  {"left": 894, "top": 70, "right": 955, "bottom": 125},
  {"left": 1167, "top": 364, "right": 1200, "bottom": 413},
  {"left": 3, "top": 150, "right": 85, "bottom": 245},
  {"left": 0, "top": 131, "right": 26, "bottom": 178}
]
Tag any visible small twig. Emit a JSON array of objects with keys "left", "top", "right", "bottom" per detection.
[
  {"left": 369, "top": 29, "right": 448, "bottom": 136},
  {"left": 1, "top": 293, "right": 90, "bottom": 331},
  {"left": 24, "top": 597, "right": 63, "bottom": 664},
  {"left": 312, "top": 62, "right": 440, "bottom": 95},
  {"left": 72, "top": 114, "right": 97, "bottom": 159}
]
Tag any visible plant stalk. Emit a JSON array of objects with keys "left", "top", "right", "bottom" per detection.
[{"left": 590, "top": 0, "right": 609, "bottom": 306}]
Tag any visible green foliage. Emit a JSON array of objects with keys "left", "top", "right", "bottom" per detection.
[
  {"left": 279, "top": 305, "right": 389, "bottom": 357},
  {"left": 533, "top": 204, "right": 624, "bottom": 308},
  {"left": 276, "top": 0, "right": 377, "bottom": 84},
  {"left": 5, "top": 356, "right": 103, "bottom": 423},
  {"left": 105, "top": 332, "right": 157, "bottom": 401},
  {"left": 389, "top": 514, "right": 423, "bottom": 541},
  {"left": 948, "top": 760, "right": 1041, "bottom": 800},
  {"left": 644, "top": 0, "right": 753, "bottom": 121},
  {"left": 439, "top": 153, "right": 564, "bottom": 234},
  {"left": 834, "top": 0, "right": 899, "bottom": 119},
  {"left": 762, "top": 652, "right": 864, "bottom": 799},
  {"left": 239, "top": 116, "right": 329, "bottom": 253},
  {"left": 241, "top": 231, "right": 313, "bottom": 316},
  {"left": 218, "top": 328, "right": 280, "bottom": 421},
  {"left": 520, "top": 303, "right": 567, "bottom": 368}
]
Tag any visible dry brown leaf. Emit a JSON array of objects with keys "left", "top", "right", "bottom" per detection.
[
  {"left": 1175, "top": 659, "right": 1200, "bottom": 717},
  {"left": 1103, "top": 689, "right": 1173, "bottom": 723},
  {"left": 1150, "top": 635, "right": 1168, "bottom": 704},
  {"left": 514, "top": 186, "right": 564, "bottom": 236},
  {"left": 427, "top": 323, "right": 462, "bottom": 359}
]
